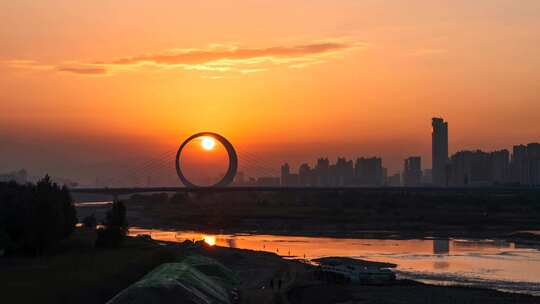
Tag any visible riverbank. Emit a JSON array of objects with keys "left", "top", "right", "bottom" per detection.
[
  {"left": 72, "top": 195, "right": 540, "bottom": 299},
  {"left": 4, "top": 227, "right": 539, "bottom": 303},
  {"left": 74, "top": 198, "right": 540, "bottom": 297},
  {"left": 288, "top": 280, "right": 539, "bottom": 304},
  {"left": 162, "top": 239, "right": 540, "bottom": 304}
]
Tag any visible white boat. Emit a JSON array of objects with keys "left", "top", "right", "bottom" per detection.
[{"left": 314, "top": 257, "right": 396, "bottom": 284}]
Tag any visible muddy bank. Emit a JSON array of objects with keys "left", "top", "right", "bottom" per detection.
[
  {"left": 167, "top": 241, "right": 540, "bottom": 303},
  {"left": 288, "top": 281, "right": 540, "bottom": 304}
]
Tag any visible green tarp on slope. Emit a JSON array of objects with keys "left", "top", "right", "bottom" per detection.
[
  {"left": 181, "top": 255, "right": 240, "bottom": 288},
  {"left": 107, "top": 259, "right": 233, "bottom": 304}
]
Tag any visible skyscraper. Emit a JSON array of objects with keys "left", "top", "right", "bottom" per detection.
[
  {"left": 432, "top": 117, "right": 449, "bottom": 186},
  {"left": 510, "top": 145, "right": 529, "bottom": 185},
  {"left": 403, "top": 156, "right": 422, "bottom": 186},
  {"left": 509, "top": 143, "right": 540, "bottom": 186},
  {"left": 527, "top": 143, "right": 540, "bottom": 186},
  {"left": 280, "top": 163, "right": 299, "bottom": 186},
  {"left": 333, "top": 157, "right": 354, "bottom": 186},
  {"left": 315, "top": 158, "right": 330, "bottom": 186},
  {"left": 355, "top": 157, "right": 384, "bottom": 185},
  {"left": 448, "top": 150, "right": 491, "bottom": 186},
  {"left": 490, "top": 149, "right": 509, "bottom": 184},
  {"left": 280, "top": 163, "right": 290, "bottom": 186},
  {"left": 298, "top": 163, "right": 312, "bottom": 186}
]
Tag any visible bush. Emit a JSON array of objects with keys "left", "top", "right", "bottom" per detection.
[
  {"left": 95, "top": 226, "right": 125, "bottom": 248},
  {"left": 169, "top": 193, "right": 187, "bottom": 204}
]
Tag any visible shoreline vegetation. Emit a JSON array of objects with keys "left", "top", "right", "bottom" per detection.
[{"left": 103, "top": 190, "right": 540, "bottom": 242}]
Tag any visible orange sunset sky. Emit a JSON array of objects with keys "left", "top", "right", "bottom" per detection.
[{"left": 1, "top": 1, "right": 539, "bottom": 184}]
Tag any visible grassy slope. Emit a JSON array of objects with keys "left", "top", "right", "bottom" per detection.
[{"left": 0, "top": 228, "right": 174, "bottom": 304}]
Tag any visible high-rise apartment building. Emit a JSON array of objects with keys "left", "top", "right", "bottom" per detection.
[
  {"left": 432, "top": 117, "right": 449, "bottom": 186},
  {"left": 403, "top": 156, "right": 422, "bottom": 186},
  {"left": 355, "top": 157, "right": 384, "bottom": 185},
  {"left": 490, "top": 150, "right": 510, "bottom": 184}
]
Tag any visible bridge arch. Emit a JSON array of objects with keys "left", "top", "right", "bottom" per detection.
[{"left": 175, "top": 132, "right": 238, "bottom": 188}]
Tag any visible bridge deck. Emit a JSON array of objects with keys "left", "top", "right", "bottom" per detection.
[{"left": 70, "top": 186, "right": 540, "bottom": 195}]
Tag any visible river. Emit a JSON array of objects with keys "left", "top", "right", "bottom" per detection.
[
  {"left": 75, "top": 201, "right": 540, "bottom": 296},
  {"left": 129, "top": 227, "right": 540, "bottom": 296}
]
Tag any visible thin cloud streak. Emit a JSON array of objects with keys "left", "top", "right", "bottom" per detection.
[
  {"left": 2, "top": 60, "right": 108, "bottom": 76},
  {"left": 4, "top": 40, "right": 368, "bottom": 76},
  {"left": 105, "top": 42, "right": 356, "bottom": 65},
  {"left": 56, "top": 65, "right": 108, "bottom": 75}
]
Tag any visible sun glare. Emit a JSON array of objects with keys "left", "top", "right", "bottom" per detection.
[{"left": 200, "top": 136, "right": 216, "bottom": 151}]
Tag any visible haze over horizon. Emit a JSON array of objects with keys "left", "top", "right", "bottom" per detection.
[{"left": 1, "top": 1, "right": 540, "bottom": 184}]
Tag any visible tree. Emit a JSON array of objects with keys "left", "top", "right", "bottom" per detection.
[
  {"left": 82, "top": 214, "right": 97, "bottom": 229},
  {"left": 96, "top": 200, "right": 128, "bottom": 248},
  {"left": 106, "top": 200, "right": 128, "bottom": 230},
  {"left": 60, "top": 185, "right": 77, "bottom": 237}
]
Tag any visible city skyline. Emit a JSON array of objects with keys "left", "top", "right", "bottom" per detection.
[
  {"left": 2, "top": 116, "right": 539, "bottom": 187},
  {"left": 253, "top": 117, "right": 540, "bottom": 187}
]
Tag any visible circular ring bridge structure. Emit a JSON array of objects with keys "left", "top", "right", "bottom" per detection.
[{"left": 175, "top": 132, "right": 238, "bottom": 188}]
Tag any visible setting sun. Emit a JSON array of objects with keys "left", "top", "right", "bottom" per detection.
[{"left": 200, "top": 137, "right": 216, "bottom": 151}]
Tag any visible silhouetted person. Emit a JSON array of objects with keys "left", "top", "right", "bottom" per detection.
[
  {"left": 270, "top": 279, "right": 274, "bottom": 290},
  {"left": 278, "top": 279, "right": 282, "bottom": 290}
]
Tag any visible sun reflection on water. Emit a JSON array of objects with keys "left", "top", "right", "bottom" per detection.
[{"left": 203, "top": 235, "right": 216, "bottom": 246}]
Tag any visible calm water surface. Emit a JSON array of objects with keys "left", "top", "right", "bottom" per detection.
[{"left": 129, "top": 228, "right": 540, "bottom": 296}]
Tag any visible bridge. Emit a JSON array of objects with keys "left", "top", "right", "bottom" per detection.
[
  {"left": 93, "top": 132, "right": 283, "bottom": 190},
  {"left": 70, "top": 186, "right": 540, "bottom": 196}
]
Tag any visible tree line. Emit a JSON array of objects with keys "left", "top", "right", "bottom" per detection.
[
  {"left": 0, "top": 176, "right": 77, "bottom": 256},
  {"left": 1, "top": 176, "right": 130, "bottom": 256}
]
